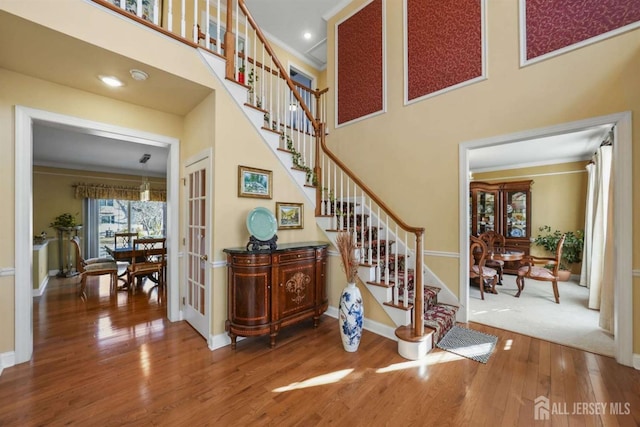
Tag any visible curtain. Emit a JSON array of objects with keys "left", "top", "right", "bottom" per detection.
[
  {"left": 579, "top": 162, "right": 595, "bottom": 287},
  {"left": 582, "top": 144, "right": 613, "bottom": 334},
  {"left": 73, "top": 182, "right": 166, "bottom": 202}
]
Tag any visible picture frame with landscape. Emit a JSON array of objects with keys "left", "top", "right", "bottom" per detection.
[
  {"left": 238, "top": 165, "right": 272, "bottom": 199},
  {"left": 276, "top": 202, "right": 303, "bottom": 229}
]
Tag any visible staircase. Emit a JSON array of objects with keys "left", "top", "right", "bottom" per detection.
[
  {"left": 199, "top": 44, "right": 459, "bottom": 355},
  {"left": 92, "top": 0, "right": 460, "bottom": 358}
]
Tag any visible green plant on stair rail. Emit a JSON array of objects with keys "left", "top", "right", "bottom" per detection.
[{"left": 282, "top": 132, "right": 317, "bottom": 186}]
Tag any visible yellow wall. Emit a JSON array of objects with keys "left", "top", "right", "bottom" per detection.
[{"left": 327, "top": 1, "right": 640, "bottom": 352}]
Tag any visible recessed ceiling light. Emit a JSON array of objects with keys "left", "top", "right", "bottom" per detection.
[
  {"left": 303, "top": 32, "right": 312, "bottom": 40},
  {"left": 130, "top": 69, "right": 149, "bottom": 81},
  {"left": 99, "top": 75, "right": 123, "bottom": 87}
]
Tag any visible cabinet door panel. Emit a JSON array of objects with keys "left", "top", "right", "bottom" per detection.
[
  {"left": 231, "top": 268, "right": 270, "bottom": 326},
  {"left": 504, "top": 190, "right": 529, "bottom": 239},
  {"left": 276, "top": 262, "right": 316, "bottom": 319}
]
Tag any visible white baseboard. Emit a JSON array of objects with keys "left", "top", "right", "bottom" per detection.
[
  {"left": 0, "top": 351, "right": 16, "bottom": 377},
  {"left": 633, "top": 353, "right": 640, "bottom": 370},
  {"left": 326, "top": 305, "right": 398, "bottom": 342},
  {"left": 208, "top": 308, "right": 398, "bottom": 351},
  {"left": 209, "top": 332, "right": 245, "bottom": 351},
  {"left": 32, "top": 276, "right": 49, "bottom": 297}
]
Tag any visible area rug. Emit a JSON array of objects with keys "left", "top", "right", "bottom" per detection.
[{"left": 436, "top": 326, "right": 498, "bottom": 364}]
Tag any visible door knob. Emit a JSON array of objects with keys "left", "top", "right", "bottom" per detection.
[{"left": 200, "top": 254, "right": 208, "bottom": 261}]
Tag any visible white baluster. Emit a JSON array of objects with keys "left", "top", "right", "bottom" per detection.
[
  {"left": 368, "top": 197, "right": 372, "bottom": 264},
  {"left": 234, "top": 0, "right": 238, "bottom": 78},
  {"left": 180, "top": 0, "right": 186, "bottom": 37},
  {"left": 215, "top": 0, "right": 220, "bottom": 54},
  {"left": 201, "top": 0, "right": 210, "bottom": 49},
  {"left": 384, "top": 214, "right": 389, "bottom": 285},
  {"left": 394, "top": 224, "right": 398, "bottom": 305},
  {"left": 377, "top": 205, "right": 381, "bottom": 280},
  {"left": 404, "top": 231, "right": 409, "bottom": 308},
  {"left": 192, "top": 0, "right": 198, "bottom": 43}
]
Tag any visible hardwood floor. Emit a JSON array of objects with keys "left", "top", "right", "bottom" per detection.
[{"left": 1, "top": 276, "right": 639, "bottom": 426}]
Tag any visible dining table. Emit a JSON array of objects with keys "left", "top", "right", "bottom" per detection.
[
  {"left": 486, "top": 246, "right": 525, "bottom": 262},
  {"left": 486, "top": 246, "right": 525, "bottom": 288},
  {"left": 105, "top": 245, "right": 166, "bottom": 289}
]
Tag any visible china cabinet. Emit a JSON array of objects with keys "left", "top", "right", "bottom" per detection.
[{"left": 470, "top": 180, "right": 533, "bottom": 273}]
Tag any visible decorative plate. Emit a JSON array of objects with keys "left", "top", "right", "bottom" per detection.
[
  {"left": 246, "top": 207, "right": 277, "bottom": 241},
  {"left": 506, "top": 205, "right": 513, "bottom": 214},
  {"left": 511, "top": 228, "right": 523, "bottom": 237}
]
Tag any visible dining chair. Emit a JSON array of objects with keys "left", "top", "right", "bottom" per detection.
[
  {"left": 479, "top": 231, "right": 506, "bottom": 285},
  {"left": 515, "top": 234, "right": 566, "bottom": 303},
  {"left": 469, "top": 235, "right": 498, "bottom": 300},
  {"left": 114, "top": 232, "right": 138, "bottom": 249},
  {"left": 70, "top": 236, "right": 118, "bottom": 298},
  {"left": 127, "top": 237, "right": 166, "bottom": 293}
]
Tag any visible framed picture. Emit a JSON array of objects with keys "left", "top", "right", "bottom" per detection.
[
  {"left": 238, "top": 165, "right": 272, "bottom": 199},
  {"left": 276, "top": 202, "right": 304, "bottom": 229}
]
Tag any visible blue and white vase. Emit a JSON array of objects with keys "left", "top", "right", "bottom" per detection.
[{"left": 338, "top": 282, "right": 364, "bottom": 352}]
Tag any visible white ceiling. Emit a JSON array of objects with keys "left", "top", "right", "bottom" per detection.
[
  {"left": 468, "top": 125, "right": 612, "bottom": 173},
  {"left": 245, "top": 0, "right": 351, "bottom": 70},
  {"left": 33, "top": 121, "right": 169, "bottom": 177}
]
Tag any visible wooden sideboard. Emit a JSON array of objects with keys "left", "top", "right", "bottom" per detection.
[{"left": 223, "top": 242, "right": 329, "bottom": 349}]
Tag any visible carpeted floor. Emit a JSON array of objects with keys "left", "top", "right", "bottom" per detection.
[{"left": 469, "top": 274, "right": 614, "bottom": 357}]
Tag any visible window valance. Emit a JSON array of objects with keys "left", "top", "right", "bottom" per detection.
[{"left": 73, "top": 182, "right": 166, "bottom": 202}]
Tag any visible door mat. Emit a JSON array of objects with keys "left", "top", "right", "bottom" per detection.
[{"left": 436, "top": 326, "right": 498, "bottom": 364}]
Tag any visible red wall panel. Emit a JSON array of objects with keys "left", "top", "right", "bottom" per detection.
[
  {"left": 337, "top": 0, "right": 384, "bottom": 125},
  {"left": 525, "top": 0, "right": 640, "bottom": 61},
  {"left": 406, "top": 0, "right": 482, "bottom": 102}
]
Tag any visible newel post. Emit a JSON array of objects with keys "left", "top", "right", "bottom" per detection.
[{"left": 224, "top": 0, "right": 236, "bottom": 80}]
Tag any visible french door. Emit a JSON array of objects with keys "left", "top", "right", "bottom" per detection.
[{"left": 184, "top": 156, "right": 211, "bottom": 339}]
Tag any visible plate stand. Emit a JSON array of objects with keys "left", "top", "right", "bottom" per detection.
[{"left": 246, "top": 234, "right": 278, "bottom": 251}]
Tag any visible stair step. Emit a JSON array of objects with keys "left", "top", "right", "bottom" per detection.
[
  {"left": 399, "top": 285, "right": 441, "bottom": 310},
  {"left": 383, "top": 301, "right": 413, "bottom": 311},
  {"left": 366, "top": 280, "right": 394, "bottom": 288},
  {"left": 424, "top": 303, "right": 459, "bottom": 344}
]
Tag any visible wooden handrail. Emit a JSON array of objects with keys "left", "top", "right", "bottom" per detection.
[{"left": 317, "top": 124, "right": 424, "bottom": 235}]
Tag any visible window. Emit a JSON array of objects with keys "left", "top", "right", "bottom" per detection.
[{"left": 89, "top": 198, "right": 166, "bottom": 257}]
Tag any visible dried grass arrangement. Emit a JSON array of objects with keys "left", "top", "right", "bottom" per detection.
[{"left": 336, "top": 231, "right": 359, "bottom": 284}]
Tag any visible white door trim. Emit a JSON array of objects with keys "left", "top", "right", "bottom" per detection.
[
  {"left": 458, "top": 111, "right": 633, "bottom": 367},
  {"left": 14, "top": 106, "right": 181, "bottom": 364}
]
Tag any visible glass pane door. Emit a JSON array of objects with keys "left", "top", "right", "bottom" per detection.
[
  {"left": 505, "top": 191, "right": 527, "bottom": 238},
  {"left": 476, "top": 190, "right": 496, "bottom": 234}
]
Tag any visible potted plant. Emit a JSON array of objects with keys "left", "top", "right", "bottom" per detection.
[
  {"left": 50, "top": 212, "right": 81, "bottom": 230},
  {"left": 237, "top": 65, "right": 245, "bottom": 84},
  {"left": 533, "top": 225, "right": 584, "bottom": 281}
]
